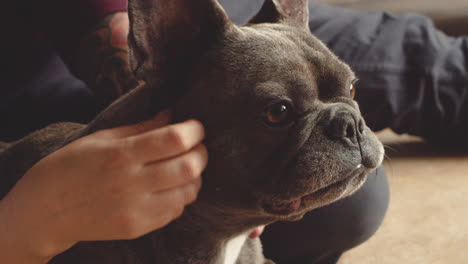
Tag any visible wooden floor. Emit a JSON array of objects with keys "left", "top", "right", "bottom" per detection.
[{"left": 339, "top": 130, "right": 468, "bottom": 264}]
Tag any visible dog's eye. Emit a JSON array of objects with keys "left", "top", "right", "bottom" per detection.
[
  {"left": 350, "top": 83, "right": 356, "bottom": 98},
  {"left": 264, "top": 102, "right": 295, "bottom": 127}
]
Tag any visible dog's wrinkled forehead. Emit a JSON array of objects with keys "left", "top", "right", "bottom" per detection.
[{"left": 217, "top": 23, "right": 356, "bottom": 105}]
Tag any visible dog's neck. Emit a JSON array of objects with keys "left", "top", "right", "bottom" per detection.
[{"left": 150, "top": 200, "right": 267, "bottom": 264}]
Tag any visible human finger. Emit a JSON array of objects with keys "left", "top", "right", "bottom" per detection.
[
  {"left": 112, "top": 180, "right": 202, "bottom": 240},
  {"left": 138, "top": 144, "right": 208, "bottom": 192},
  {"left": 98, "top": 109, "right": 172, "bottom": 139},
  {"left": 127, "top": 119, "right": 205, "bottom": 163}
]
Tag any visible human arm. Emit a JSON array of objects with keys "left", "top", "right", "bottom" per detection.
[{"left": 0, "top": 110, "right": 207, "bottom": 263}]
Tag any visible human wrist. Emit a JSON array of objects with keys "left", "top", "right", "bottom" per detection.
[
  {"left": 0, "top": 199, "right": 46, "bottom": 263},
  {"left": 0, "top": 196, "right": 73, "bottom": 263}
]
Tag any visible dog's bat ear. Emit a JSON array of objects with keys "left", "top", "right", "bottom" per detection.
[
  {"left": 128, "top": 0, "right": 233, "bottom": 88},
  {"left": 249, "top": 0, "right": 309, "bottom": 29}
]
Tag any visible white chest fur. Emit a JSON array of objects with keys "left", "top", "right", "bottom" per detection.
[{"left": 223, "top": 233, "right": 248, "bottom": 264}]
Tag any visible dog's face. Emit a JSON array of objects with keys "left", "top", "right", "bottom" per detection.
[{"left": 128, "top": 0, "right": 384, "bottom": 221}]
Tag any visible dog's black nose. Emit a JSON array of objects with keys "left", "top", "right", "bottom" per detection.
[{"left": 324, "top": 111, "right": 365, "bottom": 144}]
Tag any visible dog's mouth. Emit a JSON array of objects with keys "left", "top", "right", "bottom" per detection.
[{"left": 263, "top": 166, "right": 367, "bottom": 216}]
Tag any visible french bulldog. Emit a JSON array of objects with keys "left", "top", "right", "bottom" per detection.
[{"left": 0, "top": 0, "right": 384, "bottom": 263}]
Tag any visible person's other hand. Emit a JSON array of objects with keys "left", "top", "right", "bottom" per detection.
[
  {"left": 0, "top": 110, "right": 207, "bottom": 263},
  {"left": 250, "top": 226, "right": 265, "bottom": 239}
]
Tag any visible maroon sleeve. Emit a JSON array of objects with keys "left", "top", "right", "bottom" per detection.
[{"left": 73, "top": 0, "right": 128, "bottom": 32}]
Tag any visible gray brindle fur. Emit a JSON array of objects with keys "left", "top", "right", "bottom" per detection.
[{"left": 0, "top": 0, "right": 384, "bottom": 263}]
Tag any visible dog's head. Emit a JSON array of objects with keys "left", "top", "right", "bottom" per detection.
[{"left": 128, "top": 0, "right": 384, "bottom": 222}]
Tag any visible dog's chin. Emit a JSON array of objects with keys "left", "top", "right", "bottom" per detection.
[{"left": 261, "top": 168, "right": 370, "bottom": 221}]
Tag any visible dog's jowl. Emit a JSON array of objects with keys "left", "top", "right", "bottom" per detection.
[{"left": 0, "top": 0, "right": 384, "bottom": 263}]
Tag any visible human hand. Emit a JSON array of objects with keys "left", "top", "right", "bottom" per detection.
[
  {"left": 249, "top": 226, "right": 265, "bottom": 239},
  {"left": 0, "top": 110, "right": 207, "bottom": 263},
  {"left": 76, "top": 12, "right": 134, "bottom": 107}
]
